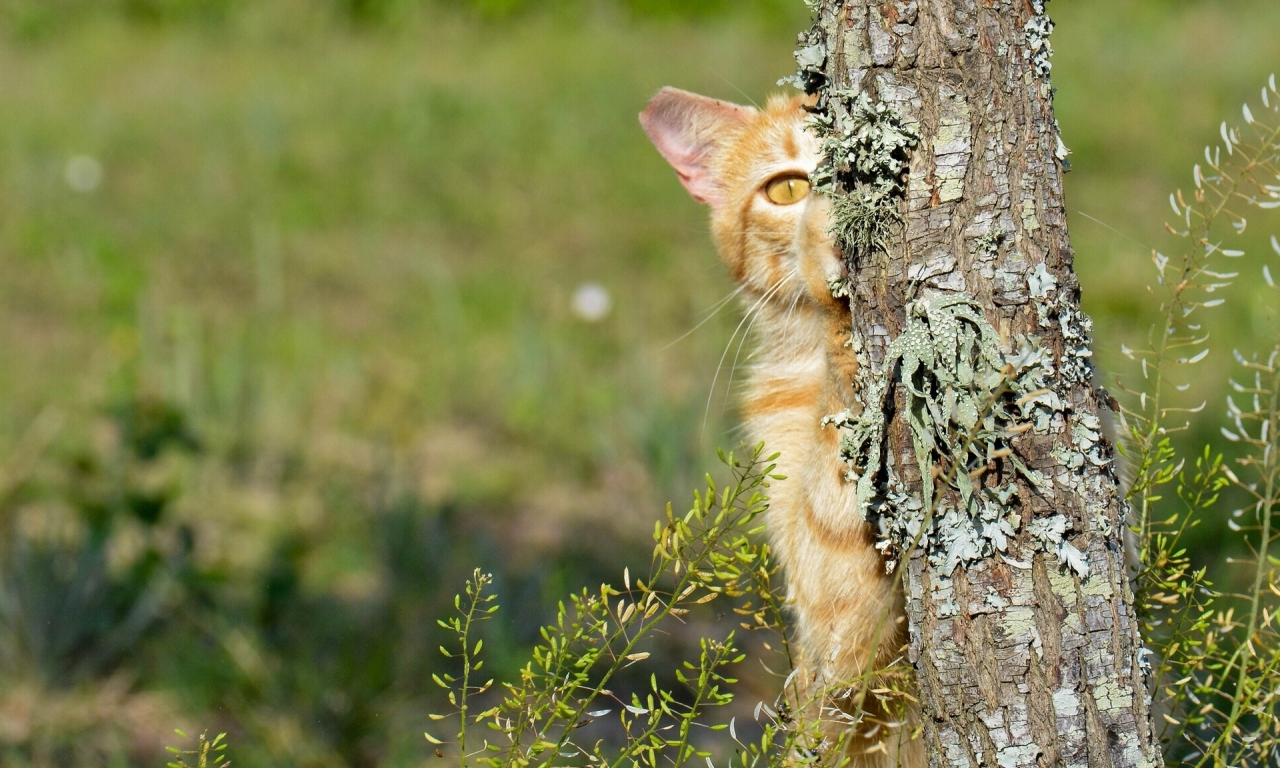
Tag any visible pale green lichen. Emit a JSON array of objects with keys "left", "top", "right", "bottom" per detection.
[
  {"left": 1029, "top": 513, "right": 1089, "bottom": 578},
  {"left": 826, "top": 186, "right": 906, "bottom": 260},
  {"left": 1024, "top": 0, "right": 1055, "bottom": 79},
  {"left": 999, "top": 744, "right": 1041, "bottom": 767},
  {"left": 974, "top": 225, "right": 1007, "bottom": 258},
  {"left": 826, "top": 273, "right": 851, "bottom": 299},
  {"left": 1058, "top": 303, "right": 1096, "bottom": 386},
  {"left": 1052, "top": 441, "right": 1084, "bottom": 471},
  {"left": 778, "top": 26, "right": 827, "bottom": 93},
  {"left": 814, "top": 91, "right": 918, "bottom": 188},
  {"left": 1081, "top": 569, "right": 1115, "bottom": 599},
  {"left": 1054, "top": 118, "right": 1073, "bottom": 170},
  {"left": 1029, "top": 264, "right": 1095, "bottom": 385},
  {"left": 808, "top": 89, "right": 919, "bottom": 261},
  {"left": 783, "top": 10, "right": 917, "bottom": 261},
  {"left": 1071, "top": 411, "right": 1110, "bottom": 466},
  {"left": 1020, "top": 198, "right": 1040, "bottom": 233},
  {"left": 1047, "top": 566, "right": 1076, "bottom": 600},
  {"left": 1027, "top": 262, "right": 1056, "bottom": 299},
  {"left": 782, "top": 8, "right": 918, "bottom": 260},
  {"left": 793, "top": 1, "right": 1094, "bottom": 586},
  {"left": 824, "top": 295, "right": 1057, "bottom": 575},
  {"left": 932, "top": 91, "right": 972, "bottom": 203},
  {"left": 1091, "top": 677, "right": 1135, "bottom": 711},
  {"left": 1034, "top": 407, "right": 1115, "bottom": 579},
  {"left": 1052, "top": 688, "right": 1081, "bottom": 718},
  {"left": 930, "top": 578, "right": 959, "bottom": 618}
]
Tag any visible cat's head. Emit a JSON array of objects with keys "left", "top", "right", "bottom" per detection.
[{"left": 640, "top": 87, "right": 842, "bottom": 312}]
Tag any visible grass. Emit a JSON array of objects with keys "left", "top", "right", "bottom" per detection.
[{"left": 0, "top": 0, "right": 1276, "bottom": 765}]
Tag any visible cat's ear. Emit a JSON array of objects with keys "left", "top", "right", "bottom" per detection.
[{"left": 640, "top": 87, "right": 753, "bottom": 206}]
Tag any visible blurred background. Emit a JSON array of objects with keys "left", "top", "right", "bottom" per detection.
[{"left": 0, "top": 0, "right": 1276, "bottom": 765}]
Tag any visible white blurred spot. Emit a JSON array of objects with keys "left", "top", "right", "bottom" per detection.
[
  {"left": 65, "top": 155, "right": 103, "bottom": 193},
  {"left": 571, "top": 282, "right": 612, "bottom": 322}
]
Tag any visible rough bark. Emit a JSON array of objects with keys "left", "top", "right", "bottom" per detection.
[{"left": 802, "top": 1, "right": 1164, "bottom": 765}]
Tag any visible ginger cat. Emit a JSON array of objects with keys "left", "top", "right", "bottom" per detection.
[{"left": 641, "top": 88, "right": 922, "bottom": 767}]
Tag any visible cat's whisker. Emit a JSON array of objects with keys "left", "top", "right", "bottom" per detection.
[
  {"left": 701, "top": 276, "right": 791, "bottom": 442},
  {"left": 658, "top": 284, "right": 747, "bottom": 352},
  {"left": 1074, "top": 209, "right": 1155, "bottom": 252},
  {"left": 722, "top": 271, "right": 797, "bottom": 418},
  {"left": 726, "top": 278, "right": 788, "bottom": 395},
  {"left": 782, "top": 287, "right": 805, "bottom": 332},
  {"left": 678, "top": 221, "right": 790, "bottom": 235},
  {"left": 701, "top": 65, "right": 762, "bottom": 110},
  {"left": 767, "top": 270, "right": 806, "bottom": 345}
]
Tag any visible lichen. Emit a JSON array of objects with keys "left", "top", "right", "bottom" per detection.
[
  {"left": 1057, "top": 303, "right": 1096, "bottom": 386},
  {"left": 932, "top": 90, "right": 972, "bottom": 203},
  {"left": 813, "top": 89, "right": 919, "bottom": 187},
  {"left": 1047, "top": 566, "right": 1075, "bottom": 601},
  {"left": 1034, "top": 407, "right": 1113, "bottom": 580},
  {"left": 1029, "top": 513, "right": 1089, "bottom": 578},
  {"left": 1054, "top": 118, "right": 1073, "bottom": 170},
  {"left": 1052, "top": 688, "right": 1080, "bottom": 718},
  {"left": 782, "top": 8, "right": 919, "bottom": 262},
  {"left": 974, "top": 225, "right": 1008, "bottom": 258},
  {"left": 1091, "top": 678, "right": 1135, "bottom": 711},
  {"left": 1029, "top": 264, "right": 1095, "bottom": 386},
  {"left": 1023, "top": 0, "right": 1055, "bottom": 79},
  {"left": 778, "top": 25, "right": 827, "bottom": 94},
  {"left": 1027, "top": 262, "right": 1056, "bottom": 299},
  {"left": 806, "top": 89, "right": 920, "bottom": 261},
  {"left": 794, "top": 1, "right": 1101, "bottom": 592},
  {"left": 826, "top": 273, "right": 852, "bottom": 299},
  {"left": 825, "top": 185, "right": 904, "bottom": 260},
  {"left": 1025, "top": 1, "right": 1073, "bottom": 172},
  {"left": 1020, "top": 198, "right": 1040, "bottom": 233},
  {"left": 824, "top": 294, "right": 1057, "bottom": 576}
]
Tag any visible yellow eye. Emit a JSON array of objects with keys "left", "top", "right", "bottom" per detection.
[{"left": 764, "top": 175, "right": 811, "bottom": 205}]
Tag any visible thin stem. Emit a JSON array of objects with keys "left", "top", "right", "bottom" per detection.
[
  {"left": 1129, "top": 120, "right": 1280, "bottom": 624},
  {"left": 1195, "top": 361, "right": 1280, "bottom": 768},
  {"left": 539, "top": 461, "right": 767, "bottom": 766},
  {"left": 458, "top": 571, "right": 490, "bottom": 766}
]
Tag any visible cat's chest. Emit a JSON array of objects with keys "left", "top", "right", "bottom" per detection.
[
  {"left": 740, "top": 359, "right": 845, "bottom": 441},
  {"left": 739, "top": 312, "right": 856, "bottom": 446}
]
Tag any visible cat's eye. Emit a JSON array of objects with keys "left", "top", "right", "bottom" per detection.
[{"left": 764, "top": 175, "right": 811, "bottom": 205}]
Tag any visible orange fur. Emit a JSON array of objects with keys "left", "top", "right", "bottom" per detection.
[{"left": 642, "top": 88, "right": 923, "bottom": 767}]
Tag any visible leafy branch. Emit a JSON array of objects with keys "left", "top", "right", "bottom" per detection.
[
  {"left": 425, "top": 444, "right": 916, "bottom": 768},
  {"left": 425, "top": 446, "right": 796, "bottom": 768},
  {"left": 166, "top": 730, "right": 230, "bottom": 768}
]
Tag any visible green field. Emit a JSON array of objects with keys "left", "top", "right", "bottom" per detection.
[{"left": 0, "top": 1, "right": 1277, "bottom": 765}]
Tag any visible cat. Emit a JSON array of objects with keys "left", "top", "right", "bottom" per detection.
[{"left": 640, "top": 88, "right": 923, "bottom": 768}]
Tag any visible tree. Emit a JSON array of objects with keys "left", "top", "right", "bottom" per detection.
[{"left": 790, "top": 1, "right": 1164, "bottom": 764}]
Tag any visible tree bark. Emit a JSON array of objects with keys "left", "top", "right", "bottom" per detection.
[{"left": 798, "top": 1, "right": 1164, "bottom": 765}]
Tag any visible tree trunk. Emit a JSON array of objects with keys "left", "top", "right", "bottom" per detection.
[{"left": 795, "top": 1, "right": 1164, "bottom": 765}]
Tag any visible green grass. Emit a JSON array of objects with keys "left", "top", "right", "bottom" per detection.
[{"left": 0, "top": 1, "right": 1277, "bottom": 765}]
